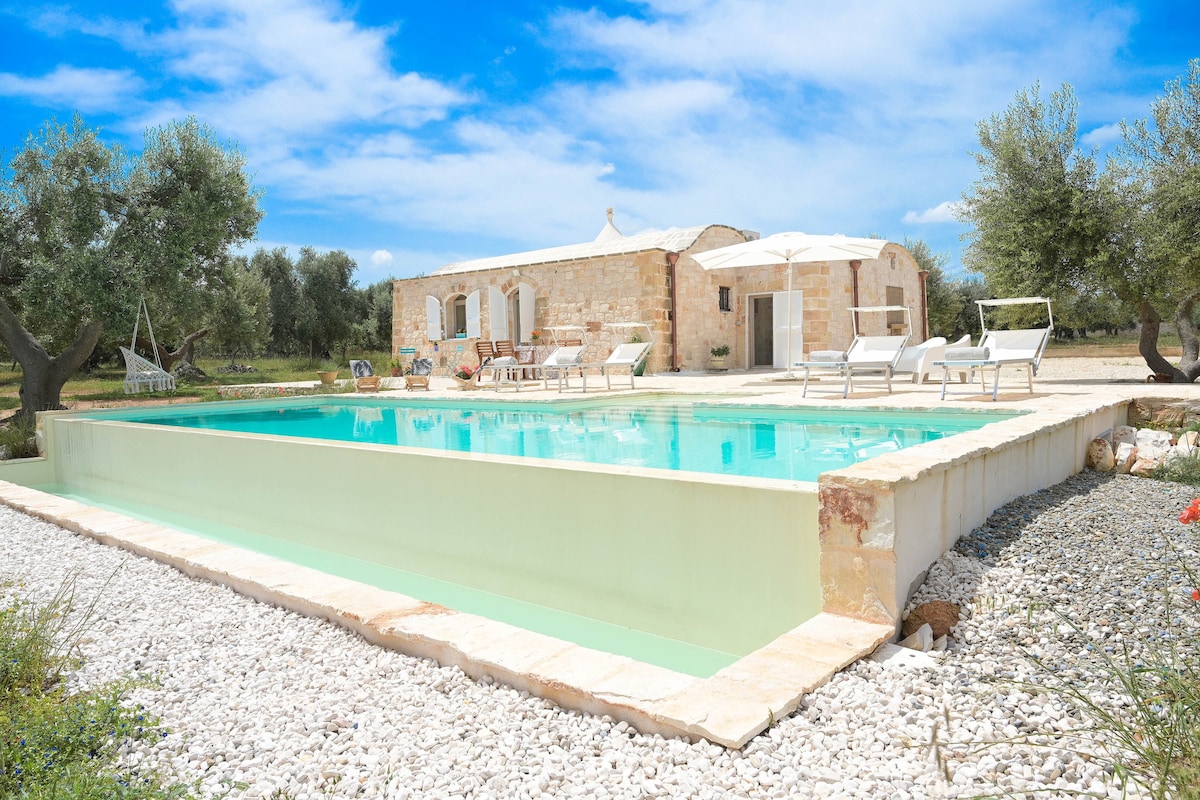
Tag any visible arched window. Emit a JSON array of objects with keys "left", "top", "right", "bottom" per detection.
[{"left": 447, "top": 293, "right": 468, "bottom": 336}]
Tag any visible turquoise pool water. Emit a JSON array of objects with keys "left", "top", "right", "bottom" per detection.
[{"left": 95, "top": 397, "right": 1021, "bottom": 482}]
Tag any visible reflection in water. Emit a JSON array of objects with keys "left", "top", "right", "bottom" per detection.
[{"left": 120, "top": 401, "right": 1017, "bottom": 484}]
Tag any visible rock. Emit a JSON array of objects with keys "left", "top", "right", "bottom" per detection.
[
  {"left": 869, "top": 642, "right": 938, "bottom": 667},
  {"left": 898, "top": 623, "right": 933, "bottom": 652},
  {"left": 174, "top": 362, "right": 208, "bottom": 380},
  {"left": 1184, "top": 430, "right": 1200, "bottom": 448},
  {"left": 1114, "top": 442, "right": 1138, "bottom": 474},
  {"left": 1111, "top": 426, "right": 1137, "bottom": 448},
  {"left": 1085, "top": 438, "right": 1115, "bottom": 471},
  {"left": 902, "top": 600, "right": 960, "bottom": 638},
  {"left": 1135, "top": 429, "right": 1173, "bottom": 461},
  {"left": 1129, "top": 457, "right": 1160, "bottom": 477}
]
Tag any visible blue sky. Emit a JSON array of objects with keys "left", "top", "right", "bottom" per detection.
[{"left": 2, "top": 1, "right": 1197, "bottom": 285}]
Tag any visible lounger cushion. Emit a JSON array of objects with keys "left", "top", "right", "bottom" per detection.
[
  {"left": 944, "top": 346, "right": 990, "bottom": 361},
  {"left": 809, "top": 350, "right": 847, "bottom": 362}
]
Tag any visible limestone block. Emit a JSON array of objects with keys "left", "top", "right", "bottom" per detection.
[
  {"left": 1136, "top": 429, "right": 1174, "bottom": 460},
  {"left": 1114, "top": 442, "right": 1138, "bottom": 474},
  {"left": 1112, "top": 425, "right": 1137, "bottom": 448},
  {"left": 1130, "top": 457, "right": 1160, "bottom": 477},
  {"left": 898, "top": 623, "right": 933, "bottom": 652},
  {"left": 1086, "top": 438, "right": 1116, "bottom": 472}
]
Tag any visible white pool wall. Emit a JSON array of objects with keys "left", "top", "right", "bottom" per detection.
[{"left": 36, "top": 413, "right": 823, "bottom": 658}]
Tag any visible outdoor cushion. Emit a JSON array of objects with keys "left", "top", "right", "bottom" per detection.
[
  {"left": 490, "top": 356, "right": 518, "bottom": 366},
  {"left": 809, "top": 350, "right": 847, "bottom": 362},
  {"left": 944, "top": 347, "right": 990, "bottom": 361},
  {"left": 411, "top": 358, "right": 433, "bottom": 376}
]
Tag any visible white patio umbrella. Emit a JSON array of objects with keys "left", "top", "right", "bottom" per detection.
[{"left": 691, "top": 233, "right": 888, "bottom": 377}]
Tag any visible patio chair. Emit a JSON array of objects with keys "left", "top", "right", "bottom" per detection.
[
  {"left": 573, "top": 341, "right": 653, "bottom": 392},
  {"left": 405, "top": 357, "right": 432, "bottom": 390},
  {"left": 793, "top": 306, "right": 911, "bottom": 398},
  {"left": 350, "top": 360, "right": 381, "bottom": 392},
  {"left": 933, "top": 297, "right": 1054, "bottom": 401},
  {"left": 895, "top": 334, "right": 971, "bottom": 384},
  {"left": 474, "top": 340, "right": 496, "bottom": 367}
]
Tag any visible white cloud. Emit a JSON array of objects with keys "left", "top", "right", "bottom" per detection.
[
  {"left": 903, "top": 202, "right": 962, "bottom": 225},
  {"left": 128, "top": 0, "right": 466, "bottom": 145},
  {"left": 370, "top": 249, "right": 394, "bottom": 267},
  {"left": 1080, "top": 122, "right": 1123, "bottom": 148},
  {"left": 0, "top": 66, "right": 143, "bottom": 111}
]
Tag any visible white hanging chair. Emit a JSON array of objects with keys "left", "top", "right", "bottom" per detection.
[{"left": 120, "top": 297, "right": 176, "bottom": 394}]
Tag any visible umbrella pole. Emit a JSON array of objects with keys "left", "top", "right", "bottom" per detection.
[{"left": 784, "top": 259, "right": 795, "bottom": 379}]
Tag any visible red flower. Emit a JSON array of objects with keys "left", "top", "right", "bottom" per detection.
[
  {"left": 1180, "top": 499, "right": 1200, "bottom": 524},
  {"left": 1193, "top": 589, "right": 1200, "bottom": 603}
]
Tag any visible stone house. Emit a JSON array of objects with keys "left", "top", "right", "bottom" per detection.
[{"left": 391, "top": 212, "right": 927, "bottom": 373}]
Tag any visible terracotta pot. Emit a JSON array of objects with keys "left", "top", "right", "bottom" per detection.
[{"left": 316, "top": 370, "right": 338, "bottom": 386}]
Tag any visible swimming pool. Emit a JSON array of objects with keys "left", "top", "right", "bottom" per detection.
[{"left": 93, "top": 396, "right": 1020, "bottom": 483}]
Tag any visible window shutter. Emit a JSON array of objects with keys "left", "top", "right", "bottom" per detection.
[
  {"left": 425, "top": 295, "right": 442, "bottom": 340},
  {"left": 488, "top": 285, "right": 507, "bottom": 340},
  {"left": 518, "top": 282, "right": 535, "bottom": 342},
  {"left": 466, "top": 290, "right": 482, "bottom": 338}
]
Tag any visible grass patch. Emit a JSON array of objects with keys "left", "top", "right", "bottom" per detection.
[
  {"left": 0, "top": 351, "right": 392, "bottom": 414},
  {"left": 0, "top": 577, "right": 196, "bottom": 798}
]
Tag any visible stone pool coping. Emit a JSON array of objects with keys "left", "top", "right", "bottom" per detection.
[{"left": 0, "top": 377, "right": 1147, "bottom": 747}]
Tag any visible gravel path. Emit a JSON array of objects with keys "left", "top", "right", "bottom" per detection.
[{"left": 2, "top": 471, "right": 1197, "bottom": 799}]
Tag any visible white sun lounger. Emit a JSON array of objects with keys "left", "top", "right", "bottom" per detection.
[
  {"left": 792, "top": 306, "right": 911, "bottom": 398},
  {"left": 932, "top": 297, "right": 1054, "bottom": 401},
  {"left": 570, "top": 342, "right": 652, "bottom": 392}
]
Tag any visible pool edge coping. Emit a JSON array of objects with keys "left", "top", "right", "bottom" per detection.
[{"left": 0, "top": 479, "right": 892, "bottom": 749}]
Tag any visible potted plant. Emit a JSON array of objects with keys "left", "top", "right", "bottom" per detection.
[
  {"left": 630, "top": 331, "right": 650, "bottom": 376},
  {"left": 389, "top": 357, "right": 405, "bottom": 377},
  {"left": 709, "top": 344, "right": 730, "bottom": 371},
  {"left": 316, "top": 362, "right": 339, "bottom": 385},
  {"left": 451, "top": 364, "right": 479, "bottom": 389}
]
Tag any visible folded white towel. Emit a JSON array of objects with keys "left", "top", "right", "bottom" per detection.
[
  {"left": 809, "top": 350, "right": 847, "bottom": 362},
  {"left": 556, "top": 353, "right": 583, "bottom": 365},
  {"left": 490, "top": 356, "right": 518, "bottom": 366},
  {"left": 944, "top": 346, "right": 990, "bottom": 361}
]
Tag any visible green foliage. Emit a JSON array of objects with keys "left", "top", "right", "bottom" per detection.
[
  {"left": 0, "top": 416, "right": 39, "bottom": 459},
  {"left": 1155, "top": 452, "right": 1200, "bottom": 485},
  {"left": 958, "top": 83, "right": 1114, "bottom": 299},
  {"left": 0, "top": 579, "right": 195, "bottom": 798},
  {"left": 207, "top": 258, "right": 270, "bottom": 362},
  {"left": 710, "top": 344, "right": 730, "bottom": 357}
]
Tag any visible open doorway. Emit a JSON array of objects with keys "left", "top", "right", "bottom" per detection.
[{"left": 750, "top": 295, "right": 775, "bottom": 367}]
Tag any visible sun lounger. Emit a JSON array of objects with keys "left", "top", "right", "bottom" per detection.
[
  {"left": 493, "top": 345, "right": 586, "bottom": 391},
  {"left": 792, "top": 306, "right": 911, "bottom": 397},
  {"left": 570, "top": 342, "right": 653, "bottom": 392},
  {"left": 932, "top": 297, "right": 1054, "bottom": 401},
  {"left": 405, "top": 357, "right": 432, "bottom": 390}
]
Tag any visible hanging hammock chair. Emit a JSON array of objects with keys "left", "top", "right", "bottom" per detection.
[{"left": 120, "top": 297, "right": 176, "bottom": 394}]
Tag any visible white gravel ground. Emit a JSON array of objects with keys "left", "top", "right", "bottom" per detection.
[{"left": 3, "top": 470, "right": 1195, "bottom": 799}]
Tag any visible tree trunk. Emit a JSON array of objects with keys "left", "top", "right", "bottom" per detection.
[
  {"left": 134, "top": 327, "right": 208, "bottom": 371},
  {"left": 0, "top": 296, "right": 103, "bottom": 422},
  {"left": 1174, "top": 291, "right": 1200, "bottom": 382}
]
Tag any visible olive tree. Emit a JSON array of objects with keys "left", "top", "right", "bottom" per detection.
[
  {"left": 0, "top": 116, "right": 261, "bottom": 418},
  {"left": 1113, "top": 59, "right": 1200, "bottom": 379}
]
